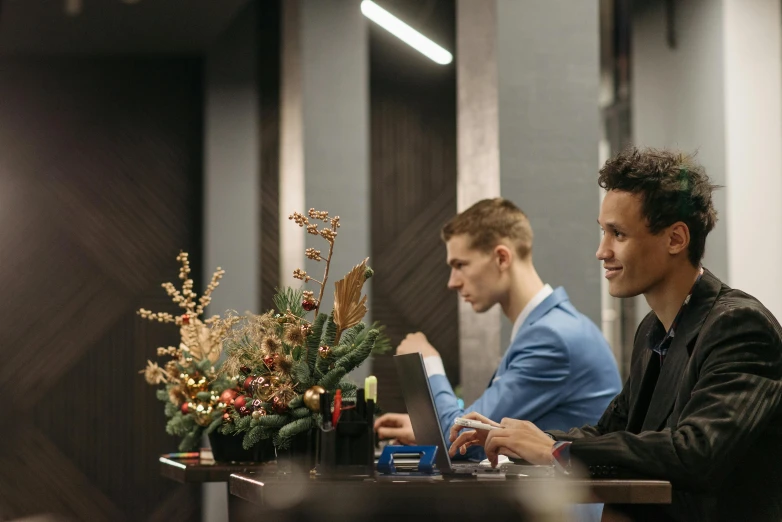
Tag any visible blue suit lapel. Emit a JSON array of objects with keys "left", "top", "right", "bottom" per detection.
[
  {"left": 486, "top": 287, "right": 570, "bottom": 390},
  {"left": 523, "top": 287, "right": 570, "bottom": 328}
]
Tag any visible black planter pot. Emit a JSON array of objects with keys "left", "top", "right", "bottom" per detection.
[
  {"left": 276, "top": 428, "right": 317, "bottom": 473},
  {"left": 208, "top": 431, "right": 276, "bottom": 463}
]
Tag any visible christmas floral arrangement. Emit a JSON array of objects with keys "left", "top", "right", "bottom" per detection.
[
  {"left": 217, "top": 209, "right": 388, "bottom": 451},
  {"left": 138, "top": 252, "right": 241, "bottom": 451}
]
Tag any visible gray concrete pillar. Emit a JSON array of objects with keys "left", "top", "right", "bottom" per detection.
[{"left": 202, "top": 4, "right": 260, "bottom": 521}]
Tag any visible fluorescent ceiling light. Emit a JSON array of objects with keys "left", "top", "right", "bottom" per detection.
[{"left": 361, "top": 0, "right": 453, "bottom": 65}]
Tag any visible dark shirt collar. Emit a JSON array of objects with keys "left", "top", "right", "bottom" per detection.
[{"left": 650, "top": 267, "right": 704, "bottom": 362}]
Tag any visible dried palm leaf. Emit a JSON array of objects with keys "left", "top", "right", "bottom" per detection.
[{"left": 332, "top": 258, "right": 369, "bottom": 343}]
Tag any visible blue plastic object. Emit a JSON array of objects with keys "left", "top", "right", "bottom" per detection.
[{"left": 376, "top": 445, "right": 438, "bottom": 475}]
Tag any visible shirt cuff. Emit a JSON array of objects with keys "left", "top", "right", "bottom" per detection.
[
  {"left": 551, "top": 441, "right": 572, "bottom": 474},
  {"left": 424, "top": 356, "right": 446, "bottom": 377}
]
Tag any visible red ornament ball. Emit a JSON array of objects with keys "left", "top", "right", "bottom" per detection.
[
  {"left": 243, "top": 376, "right": 255, "bottom": 392},
  {"left": 263, "top": 355, "right": 275, "bottom": 369},
  {"left": 271, "top": 395, "right": 289, "bottom": 414},
  {"left": 240, "top": 365, "right": 251, "bottom": 375},
  {"left": 238, "top": 406, "right": 250, "bottom": 416},
  {"left": 252, "top": 399, "right": 263, "bottom": 411},
  {"left": 302, "top": 300, "right": 316, "bottom": 311},
  {"left": 181, "top": 314, "right": 190, "bottom": 325},
  {"left": 181, "top": 402, "right": 190, "bottom": 414},
  {"left": 220, "top": 389, "right": 238, "bottom": 404},
  {"left": 222, "top": 413, "right": 231, "bottom": 421},
  {"left": 234, "top": 395, "right": 248, "bottom": 410}
]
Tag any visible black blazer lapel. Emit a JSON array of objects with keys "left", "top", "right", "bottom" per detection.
[
  {"left": 641, "top": 269, "right": 723, "bottom": 431},
  {"left": 641, "top": 333, "right": 690, "bottom": 431}
]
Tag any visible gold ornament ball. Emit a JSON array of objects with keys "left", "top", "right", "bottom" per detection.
[{"left": 303, "top": 385, "right": 326, "bottom": 412}]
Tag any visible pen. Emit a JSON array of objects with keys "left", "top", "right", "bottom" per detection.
[
  {"left": 320, "top": 391, "right": 332, "bottom": 430},
  {"left": 162, "top": 452, "right": 200, "bottom": 458},
  {"left": 356, "top": 387, "right": 366, "bottom": 419},
  {"left": 332, "top": 389, "right": 342, "bottom": 427},
  {"left": 365, "top": 375, "right": 377, "bottom": 419}
]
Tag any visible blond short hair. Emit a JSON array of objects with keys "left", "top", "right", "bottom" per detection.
[{"left": 441, "top": 198, "right": 533, "bottom": 259}]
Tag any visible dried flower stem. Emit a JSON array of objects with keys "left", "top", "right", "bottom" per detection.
[{"left": 314, "top": 228, "right": 336, "bottom": 317}]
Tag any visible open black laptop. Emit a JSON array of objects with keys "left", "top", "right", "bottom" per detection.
[{"left": 394, "top": 352, "right": 495, "bottom": 475}]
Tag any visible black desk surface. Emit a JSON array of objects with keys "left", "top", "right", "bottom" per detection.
[
  {"left": 159, "top": 456, "right": 276, "bottom": 484},
  {"left": 229, "top": 470, "right": 672, "bottom": 506}
]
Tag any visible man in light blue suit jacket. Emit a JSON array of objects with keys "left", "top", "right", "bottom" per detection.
[
  {"left": 375, "top": 198, "right": 621, "bottom": 461},
  {"left": 428, "top": 286, "right": 621, "bottom": 460}
]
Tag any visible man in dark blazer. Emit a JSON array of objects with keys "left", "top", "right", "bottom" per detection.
[{"left": 449, "top": 148, "right": 782, "bottom": 522}]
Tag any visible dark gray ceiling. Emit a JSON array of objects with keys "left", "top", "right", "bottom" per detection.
[{"left": 0, "top": 0, "right": 251, "bottom": 54}]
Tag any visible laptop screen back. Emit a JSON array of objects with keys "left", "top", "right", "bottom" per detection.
[{"left": 394, "top": 352, "right": 454, "bottom": 473}]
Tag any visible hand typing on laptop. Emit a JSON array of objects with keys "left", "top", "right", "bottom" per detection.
[
  {"left": 374, "top": 412, "right": 417, "bottom": 445},
  {"left": 450, "top": 412, "right": 554, "bottom": 468}
]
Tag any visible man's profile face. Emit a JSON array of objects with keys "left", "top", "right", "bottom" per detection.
[
  {"left": 597, "top": 190, "right": 672, "bottom": 298},
  {"left": 445, "top": 234, "right": 503, "bottom": 313}
]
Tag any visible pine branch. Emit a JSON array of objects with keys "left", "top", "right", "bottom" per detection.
[
  {"left": 273, "top": 287, "right": 305, "bottom": 318},
  {"left": 334, "top": 330, "right": 377, "bottom": 374},
  {"left": 291, "top": 407, "right": 311, "bottom": 419},
  {"left": 156, "top": 389, "right": 169, "bottom": 402},
  {"left": 205, "top": 417, "right": 222, "bottom": 435},
  {"left": 289, "top": 395, "right": 304, "bottom": 409},
  {"left": 276, "top": 417, "right": 315, "bottom": 448},
  {"left": 339, "top": 323, "right": 365, "bottom": 351},
  {"left": 318, "top": 366, "right": 347, "bottom": 390},
  {"left": 178, "top": 429, "right": 201, "bottom": 452},
  {"left": 306, "top": 313, "right": 328, "bottom": 374},
  {"left": 337, "top": 380, "right": 357, "bottom": 400},
  {"left": 367, "top": 322, "right": 393, "bottom": 354},
  {"left": 321, "top": 313, "right": 337, "bottom": 347},
  {"left": 243, "top": 425, "right": 264, "bottom": 450},
  {"left": 164, "top": 402, "right": 179, "bottom": 418},
  {"left": 292, "top": 359, "right": 311, "bottom": 385},
  {"left": 338, "top": 381, "right": 357, "bottom": 394},
  {"left": 254, "top": 414, "right": 291, "bottom": 428},
  {"left": 166, "top": 412, "right": 196, "bottom": 437},
  {"left": 235, "top": 415, "right": 253, "bottom": 431}
]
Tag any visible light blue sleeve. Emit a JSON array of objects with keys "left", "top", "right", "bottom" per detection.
[{"left": 429, "top": 325, "right": 570, "bottom": 460}]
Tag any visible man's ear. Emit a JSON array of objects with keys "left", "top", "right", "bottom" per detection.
[
  {"left": 494, "top": 244, "right": 513, "bottom": 271},
  {"left": 667, "top": 222, "right": 690, "bottom": 256}
]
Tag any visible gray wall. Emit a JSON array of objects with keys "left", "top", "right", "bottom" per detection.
[
  {"left": 632, "top": 0, "right": 728, "bottom": 280},
  {"left": 631, "top": 0, "right": 728, "bottom": 325},
  {"left": 204, "top": 1, "right": 260, "bottom": 317},
  {"left": 300, "top": 0, "right": 370, "bottom": 317},
  {"left": 497, "top": 0, "right": 602, "bottom": 343}
]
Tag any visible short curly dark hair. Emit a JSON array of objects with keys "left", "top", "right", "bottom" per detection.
[{"left": 598, "top": 147, "right": 719, "bottom": 266}]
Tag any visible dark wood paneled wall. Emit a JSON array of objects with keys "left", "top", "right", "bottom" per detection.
[
  {"left": 0, "top": 58, "right": 203, "bottom": 521},
  {"left": 369, "top": 0, "right": 458, "bottom": 414}
]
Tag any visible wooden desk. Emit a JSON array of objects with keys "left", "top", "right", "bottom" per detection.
[
  {"left": 159, "top": 456, "right": 275, "bottom": 483},
  {"left": 159, "top": 456, "right": 276, "bottom": 522},
  {"left": 228, "top": 471, "right": 671, "bottom": 521}
]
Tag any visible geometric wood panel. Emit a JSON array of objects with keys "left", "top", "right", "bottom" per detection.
[
  {"left": 369, "top": 0, "right": 458, "bottom": 414},
  {"left": 259, "top": 0, "right": 281, "bottom": 314},
  {"left": 0, "top": 57, "right": 203, "bottom": 521}
]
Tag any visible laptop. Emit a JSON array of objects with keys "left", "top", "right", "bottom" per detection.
[{"left": 394, "top": 352, "right": 497, "bottom": 475}]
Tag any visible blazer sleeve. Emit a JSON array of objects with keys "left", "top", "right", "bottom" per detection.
[
  {"left": 549, "top": 312, "right": 655, "bottom": 441},
  {"left": 429, "top": 323, "right": 571, "bottom": 459},
  {"left": 567, "top": 306, "right": 782, "bottom": 492}
]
